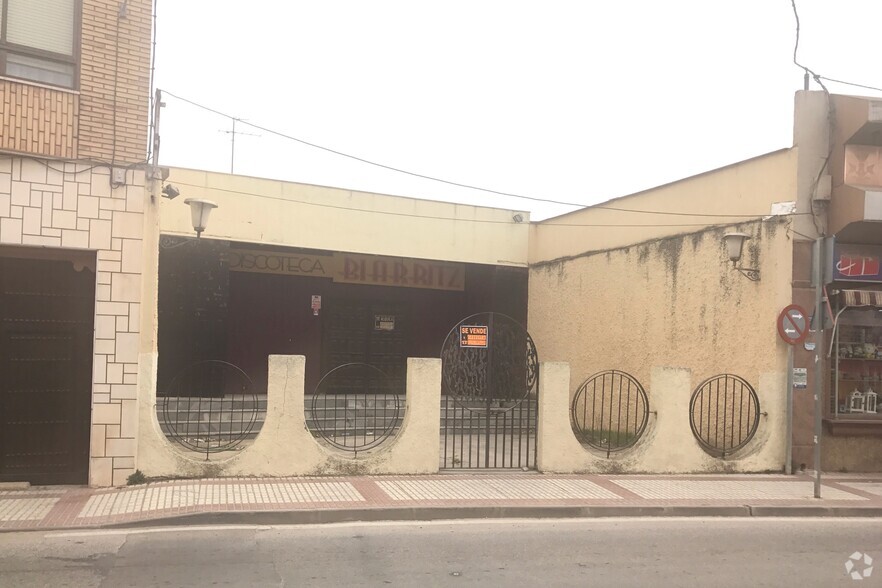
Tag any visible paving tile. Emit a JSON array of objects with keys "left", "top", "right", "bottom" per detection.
[
  {"left": 611, "top": 479, "right": 867, "bottom": 501},
  {"left": 0, "top": 498, "right": 59, "bottom": 521},
  {"left": 0, "top": 474, "right": 879, "bottom": 531},
  {"left": 377, "top": 478, "right": 620, "bottom": 501},
  {"left": 840, "top": 482, "right": 882, "bottom": 498},
  {"left": 77, "top": 481, "right": 364, "bottom": 518}
]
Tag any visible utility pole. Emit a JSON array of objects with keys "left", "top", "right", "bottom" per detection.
[
  {"left": 152, "top": 88, "right": 163, "bottom": 168},
  {"left": 812, "top": 237, "right": 825, "bottom": 498}
]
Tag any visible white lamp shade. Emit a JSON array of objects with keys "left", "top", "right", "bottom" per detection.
[
  {"left": 184, "top": 198, "right": 217, "bottom": 235},
  {"left": 723, "top": 232, "right": 750, "bottom": 262}
]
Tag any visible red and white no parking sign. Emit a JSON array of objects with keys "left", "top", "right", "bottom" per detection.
[{"left": 776, "top": 304, "right": 809, "bottom": 345}]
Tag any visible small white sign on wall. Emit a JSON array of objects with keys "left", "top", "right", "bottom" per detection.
[{"left": 793, "top": 367, "right": 807, "bottom": 389}]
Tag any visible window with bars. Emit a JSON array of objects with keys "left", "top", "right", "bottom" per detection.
[{"left": 0, "top": 0, "right": 77, "bottom": 88}]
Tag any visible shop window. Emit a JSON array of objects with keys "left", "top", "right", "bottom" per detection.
[
  {"left": 0, "top": 0, "right": 77, "bottom": 88},
  {"left": 831, "top": 307, "right": 882, "bottom": 420}
]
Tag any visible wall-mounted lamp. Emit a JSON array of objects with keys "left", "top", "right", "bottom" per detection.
[
  {"left": 723, "top": 232, "right": 760, "bottom": 281},
  {"left": 184, "top": 198, "right": 217, "bottom": 238},
  {"left": 512, "top": 213, "right": 524, "bottom": 223}
]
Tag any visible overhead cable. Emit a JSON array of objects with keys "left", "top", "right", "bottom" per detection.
[
  {"left": 160, "top": 90, "right": 805, "bottom": 219},
  {"left": 167, "top": 179, "right": 781, "bottom": 228}
]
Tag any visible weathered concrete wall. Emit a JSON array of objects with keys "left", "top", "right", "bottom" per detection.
[
  {"left": 529, "top": 149, "right": 796, "bottom": 263},
  {"left": 137, "top": 356, "right": 441, "bottom": 479},
  {"left": 792, "top": 91, "right": 829, "bottom": 240},
  {"left": 537, "top": 363, "right": 786, "bottom": 473},
  {"left": 529, "top": 219, "right": 793, "bottom": 472}
]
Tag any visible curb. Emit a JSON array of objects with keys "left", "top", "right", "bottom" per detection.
[
  {"left": 748, "top": 506, "right": 882, "bottom": 517},
  {"left": 99, "top": 504, "right": 882, "bottom": 529}
]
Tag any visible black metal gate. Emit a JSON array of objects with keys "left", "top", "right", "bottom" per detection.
[
  {"left": 440, "top": 312, "right": 538, "bottom": 469},
  {"left": 0, "top": 252, "right": 95, "bottom": 485}
]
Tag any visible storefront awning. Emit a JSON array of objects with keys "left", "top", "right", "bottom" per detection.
[{"left": 841, "top": 289, "right": 882, "bottom": 308}]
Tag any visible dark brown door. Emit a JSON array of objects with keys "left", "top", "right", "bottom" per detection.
[
  {"left": 0, "top": 253, "right": 95, "bottom": 485},
  {"left": 321, "top": 299, "right": 408, "bottom": 392}
]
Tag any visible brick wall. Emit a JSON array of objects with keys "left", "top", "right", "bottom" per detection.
[
  {"left": 0, "top": 0, "right": 152, "bottom": 164},
  {"left": 0, "top": 156, "right": 145, "bottom": 487},
  {"left": 0, "top": 82, "right": 79, "bottom": 158},
  {"left": 78, "top": 0, "right": 152, "bottom": 164}
]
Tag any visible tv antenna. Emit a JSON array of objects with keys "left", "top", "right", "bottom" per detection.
[{"left": 219, "top": 118, "right": 260, "bottom": 174}]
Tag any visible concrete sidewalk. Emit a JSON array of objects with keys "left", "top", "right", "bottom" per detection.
[{"left": 2, "top": 472, "right": 882, "bottom": 531}]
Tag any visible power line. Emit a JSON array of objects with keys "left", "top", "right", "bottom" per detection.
[
  {"left": 168, "top": 178, "right": 779, "bottom": 228},
  {"left": 25, "top": 154, "right": 150, "bottom": 176},
  {"left": 147, "top": 0, "right": 159, "bottom": 163},
  {"left": 160, "top": 89, "right": 805, "bottom": 219},
  {"left": 817, "top": 76, "right": 882, "bottom": 94},
  {"left": 790, "top": 0, "right": 828, "bottom": 93},
  {"left": 791, "top": 0, "right": 882, "bottom": 94}
]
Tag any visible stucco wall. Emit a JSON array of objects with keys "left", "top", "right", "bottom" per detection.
[
  {"left": 529, "top": 149, "right": 797, "bottom": 263},
  {"left": 160, "top": 167, "right": 530, "bottom": 267},
  {"left": 0, "top": 156, "right": 146, "bottom": 486},
  {"left": 529, "top": 219, "right": 793, "bottom": 472},
  {"left": 137, "top": 356, "right": 441, "bottom": 478}
]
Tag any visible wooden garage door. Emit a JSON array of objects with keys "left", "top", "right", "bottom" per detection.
[{"left": 0, "top": 253, "right": 95, "bottom": 485}]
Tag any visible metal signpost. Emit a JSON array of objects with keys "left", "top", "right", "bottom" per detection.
[
  {"left": 812, "top": 238, "right": 825, "bottom": 499},
  {"left": 777, "top": 304, "right": 809, "bottom": 477}
]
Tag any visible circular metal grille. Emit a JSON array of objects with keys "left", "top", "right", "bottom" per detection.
[
  {"left": 689, "top": 373, "right": 760, "bottom": 458},
  {"left": 571, "top": 370, "right": 649, "bottom": 456},
  {"left": 158, "top": 360, "right": 260, "bottom": 457},
  {"left": 308, "top": 363, "right": 403, "bottom": 454},
  {"left": 440, "top": 312, "right": 539, "bottom": 411}
]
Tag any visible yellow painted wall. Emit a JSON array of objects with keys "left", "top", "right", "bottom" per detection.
[
  {"left": 528, "top": 219, "right": 794, "bottom": 471},
  {"left": 161, "top": 167, "right": 530, "bottom": 267},
  {"left": 529, "top": 149, "right": 797, "bottom": 263}
]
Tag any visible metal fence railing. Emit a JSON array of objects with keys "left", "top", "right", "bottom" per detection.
[
  {"left": 158, "top": 360, "right": 263, "bottom": 459},
  {"left": 307, "top": 363, "right": 403, "bottom": 455},
  {"left": 689, "top": 373, "right": 760, "bottom": 458},
  {"left": 571, "top": 370, "right": 649, "bottom": 458}
]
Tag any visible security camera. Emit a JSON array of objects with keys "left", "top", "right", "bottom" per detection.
[{"left": 161, "top": 184, "right": 181, "bottom": 199}]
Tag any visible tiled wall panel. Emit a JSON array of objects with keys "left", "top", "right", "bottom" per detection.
[{"left": 0, "top": 156, "right": 144, "bottom": 487}]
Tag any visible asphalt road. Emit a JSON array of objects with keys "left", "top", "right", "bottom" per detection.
[{"left": 0, "top": 518, "right": 879, "bottom": 587}]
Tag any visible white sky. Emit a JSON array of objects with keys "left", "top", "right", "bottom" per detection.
[{"left": 153, "top": 0, "right": 882, "bottom": 220}]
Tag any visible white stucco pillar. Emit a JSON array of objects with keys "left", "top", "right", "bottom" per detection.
[
  {"left": 634, "top": 366, "right": 708, "bottom": 470},
  {"left": 388, "top": 357, "right": 442, "bottom": 473},
  {"left": 229, "top": 355, "right": 309, "bottom": 474},
  {"left": 536, "top": 361, "right": 587, "bottom": 472}
]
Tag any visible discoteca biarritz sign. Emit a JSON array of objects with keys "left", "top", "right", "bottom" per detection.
[{"left": 226, "top": 248, "right": 466, "bottom": 291}]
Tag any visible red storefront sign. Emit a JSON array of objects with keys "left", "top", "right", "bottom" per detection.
[
  {"left": 836, "top": 255, "right": 880, "bottom": 278},
  {"left": 832, "top": 244, "right": 882, "bottom": 283}
]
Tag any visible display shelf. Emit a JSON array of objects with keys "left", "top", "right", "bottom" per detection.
[{"left": 831, "top": 309, "right": 882, "bottom": 419}]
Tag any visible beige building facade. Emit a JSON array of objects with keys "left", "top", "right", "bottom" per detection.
[
  {"left": 4, "top": 2, "right": 880, "bottom": 486},
  {"left": 0, "top": 0, "right": 152, "bottom": 486},
  {"left": 135, "top": 168, "right": 534, "bottom": 479},
  {"left": 130, "top": 90, "right": 882, "bottom": 478},
  {"left": 529, "top": 90, "right": 882, "bottom": 473}
]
